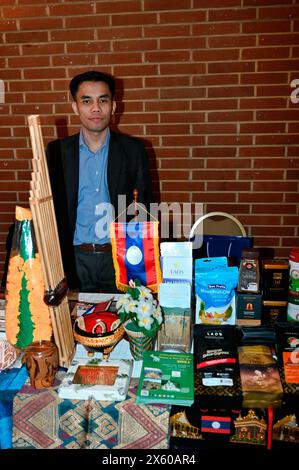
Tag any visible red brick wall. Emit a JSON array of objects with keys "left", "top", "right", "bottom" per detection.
[{"left": 1, "top": 0, "right": 299, "bottom": 280}]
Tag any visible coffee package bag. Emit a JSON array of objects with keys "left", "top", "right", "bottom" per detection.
[{"left": 194, "top": 324, "right": 238, "bottom": 387}]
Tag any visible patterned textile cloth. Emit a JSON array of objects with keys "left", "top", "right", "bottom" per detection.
[
  {"left": 0, "top": 339, "right": 19, "bottom": 371},
  {"left": 12, "top": 370, "right": 119, "bottom": 449},
  {"left": 12, "top": 374, "right": 170, "bottom": 449},
  {"left": 12, "top": 371, "right": 63, "bottom": 448},
  {"left": 58, "top": 397, "right": 119, "bottom": 449},
  {"left": 115, "top": 382, "right": 170, "bottom": 449}
]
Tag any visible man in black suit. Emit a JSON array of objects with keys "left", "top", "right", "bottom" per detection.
[{"left": 46, "top": 70, "right": 152, "bottom": 292}]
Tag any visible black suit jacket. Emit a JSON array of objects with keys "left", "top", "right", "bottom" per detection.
[{"left": 46, "top": 131, "right": 152, "bottom": 287}]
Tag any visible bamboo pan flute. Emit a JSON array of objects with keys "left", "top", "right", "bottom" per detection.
[{"left": 27, "top": 114, "right": 75, "bottom": 367}]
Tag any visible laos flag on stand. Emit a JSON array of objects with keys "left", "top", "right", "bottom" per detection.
[{"left": 110, "top": 221, "right": 162, "bottom": 293}]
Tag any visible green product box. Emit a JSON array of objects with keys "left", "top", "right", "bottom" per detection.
[{"left": 136, "top": 350, "right": 194, "bottom": 406}]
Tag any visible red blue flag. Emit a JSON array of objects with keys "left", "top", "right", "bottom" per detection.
[
  {"left": 201, "top": 415, "right": 231, "bottom": 434},
  {"left": 110, "top": 221, "right": 162, "bottom": 293}
]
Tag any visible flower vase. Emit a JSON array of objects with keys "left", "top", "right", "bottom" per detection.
[{"left": 123, "top": 320, "right": 155, "bottom": 361}]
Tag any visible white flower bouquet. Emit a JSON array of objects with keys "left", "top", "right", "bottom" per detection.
[{"left": 116, "top": 279, "right": 163, "bottom": 339}]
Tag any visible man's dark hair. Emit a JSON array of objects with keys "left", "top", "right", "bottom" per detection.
[{"left": 69, "top": 70, "right": 116, "bottom": 100}]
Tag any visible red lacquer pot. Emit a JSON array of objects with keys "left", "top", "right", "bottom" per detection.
[{"left": 73, "top": 311, "right": 124, "bottom": 360}]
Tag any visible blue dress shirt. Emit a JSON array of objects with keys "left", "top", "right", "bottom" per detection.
[{"left": 73, "top": 129, "right": 113, "bottom": 245}]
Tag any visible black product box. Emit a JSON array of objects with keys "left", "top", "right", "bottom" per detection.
[
  {"left": 194, "top": 372, "right": 243, "bottom": 408},
  {"left": 193, "top": 325, "right": 242, "bottom": 408},
  {"left": 261, "top": 259, "right": 289, "bottom": 300},
  {"left": 262, "top": 300, "right": 287, "bottom": 326},
  {"left": 236, "top": 292, "right": 262, "bottom": 326},
  {"left": 169, "top": 404, "right": 269, "bottom": 450},
  {"left": 272, "top": 402, "right": 299, "bottom": 447}
]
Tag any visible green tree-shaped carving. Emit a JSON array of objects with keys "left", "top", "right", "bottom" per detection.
[{"left": 15, "top": 220, "right": 35, "bottom": 348}]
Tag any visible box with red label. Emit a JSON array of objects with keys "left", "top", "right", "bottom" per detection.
[{"left": 275, "top": 322, "right": 299, "bottom": 385}]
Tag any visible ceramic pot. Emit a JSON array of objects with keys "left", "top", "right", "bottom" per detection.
[{"left": 23, "top": 340, "right": 59, "bottom": 388}]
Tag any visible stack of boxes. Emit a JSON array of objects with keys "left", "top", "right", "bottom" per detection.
[
  {"left": 236, "top": 251, "right": 289, "bottom": 327},
  {"left": 261, "top": 259, "right": 289, "bottom": 325},
  {"left": 236, "top": 249, "right": 262, "bottom": 326}
]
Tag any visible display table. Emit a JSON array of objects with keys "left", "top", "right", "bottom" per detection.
[
  {"left": 12, "top": 371, "right": 170, "bottom": 449},
  {"left": 3, "top": 298, "right": 298, "bottom": 451}
]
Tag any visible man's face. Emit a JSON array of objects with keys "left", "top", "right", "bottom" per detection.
[{"left": 72, "top": 80, "right": 116, "bottom": 134}]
